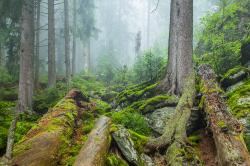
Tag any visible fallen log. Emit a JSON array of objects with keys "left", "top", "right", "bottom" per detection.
[
  {"left": 198, "top": 64, "right": 250, "bottom": 166},
  {"left": 73, "top": 116, "right": 111, "bottom": 166},
  {"left": 145, "top": 73, "right": 200, "bottom": 165},
  {"left": 10, "top": 89, "right": 87, "bottom": 166}
]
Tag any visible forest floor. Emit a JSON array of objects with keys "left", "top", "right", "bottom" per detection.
[{"left": 0, "top": 66, "right": 250, "bottom": 166}]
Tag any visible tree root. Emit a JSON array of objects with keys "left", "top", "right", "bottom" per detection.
[{"left": 145, "top": 73, "right": 196, "bottom": 165}]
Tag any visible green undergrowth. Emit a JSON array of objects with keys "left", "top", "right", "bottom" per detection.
[
  {"left": 106, "top": 153, "right": 129, "bottom": 166},
  {"left": 92, "top": 99, "right": 111, "bottom": 114},
  {"left": 71, "top": 74, "right": 106, "bottom": 95},
  {"left": 0, "top": 101, "right": 40, "bottom": 155},
  {"left": 33, "top": 82, "right": 67, "bottom": 114},
  {"left": 109, "top": 110, "right": 151, "bottom": 136}
]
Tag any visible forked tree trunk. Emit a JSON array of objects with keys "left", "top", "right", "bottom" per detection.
[
  {"left": 64, "top": 0, "right": 71, "bottom": 85},
  {"left": 159, "top": 0, "right": 193, "bottom": 95},
  {"left": 198, "top": 64, "right": 250, "bottom": 166},
  {"left": 48, "top": 0, "right": 56, "bottom": 88},
  {"left": 73, "top": 116, "right": 111, "bottom": 166}
]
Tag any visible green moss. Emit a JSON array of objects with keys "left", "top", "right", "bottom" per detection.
[
  {"left": 106, "top": 153, "right": 128, "bottom": 166},
  {"left": 188, "top": 134, "right": 202, "bottom": 146},
  {"left": 54, "top": 99, "right": 78, "bottom": 111},
  {"left": 217, "top": 120, "right": 227, "bottom": 129},
  {"left": 138, "top": 95, "right": 178, "bottom": 113},
  {"left": 128, "top": 130, "right": 149, "bottom": 154},
  {"left": 115, "top": 83, "right": 159, "bottom": 107},
  {"left": 13, "top": 143, "right": 32, "bottom": 156},
  {"left": 110, "top": 124, "right": 118, "bottom": 133},
  {"left": 81, "top": 111, "right": 95, "bottom": 134},
  {"left": 222, "top": 66, "right": 249, "bottom": 80},
  {"left": 226, "top": 79, "right": 250, "bottom": 118},
  {"left": 92, "top": 99, "right": 111, "bottom": 114}
]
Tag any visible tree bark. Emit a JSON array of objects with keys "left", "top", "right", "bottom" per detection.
[
  {"left": 48, "top": 0, "right": 56, "bottom": 88},
  {"left": 64, "top": 0, "right": 71, "bottom": 85},
  {"left": 198, "top": 64, "right": 250, "bottom": 166},
  {"left": 0, "top": 42, "right": 4, "bottom": 66},
  {"left": 158, "top": 0, "right": 193, "bottom": 95},
  {"left": 146, "top": 0, "right": 151, "bottom": 49},
  {"left": 10, "top": 90, "right": 88, "bottom": 166},
  {"left": 34, "top": 0, "right": 40, "bottom": 89},
  {"left": 82, "top": 40, "right": 91, "bottom": 73},
  {"left": 5, "top": 0, "right": 34, "bottom": 160},
  {"left": 18, "top": 0, "right": 34, "bottom": 113},
  {"left": 73, "top": 116, "right": 111, "bottom": 166},
  {"left": 72, "top": 0, "right": 76, "bottom": 75}
]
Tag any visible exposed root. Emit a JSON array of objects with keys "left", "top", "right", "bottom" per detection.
[{"left": 145, "top": 73, "right": 196, "bottom": 165}]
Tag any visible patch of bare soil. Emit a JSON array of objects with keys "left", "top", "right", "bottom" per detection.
[{"left": 198, "top": 130, "right": 217, "bottom": 166}]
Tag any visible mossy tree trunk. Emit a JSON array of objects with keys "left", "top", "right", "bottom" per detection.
[
  {"left": 73, "top": 116, "right": 111, "bottom": 166},
  {"left": 10, "top": 90, "right": 88, "bottom": 166},
  {"left": 198, "top": 64, "right": 250, "bottom": 166},
  {"left": 145, "top": 73, "right": 197, "bottom": 165}
]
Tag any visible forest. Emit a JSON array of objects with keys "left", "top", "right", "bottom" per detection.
[{"left": 0, "top": 0, "right": 250, "bottom": 165}]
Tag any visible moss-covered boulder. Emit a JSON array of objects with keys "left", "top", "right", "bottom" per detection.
[
  {"left": 221, "top": 66, "right": 249, "bottom": 89},
  {"left": 145, "top": 107, "right": 176, "bottom": 135},
  {"left": 226, "top": 78, "right": 250, "bottom": 119},
  {"left": 113, "top": 82, "right": 160, "bottom": 109},
  {"left": 112, "top": 125, "right": 140, "bottom": 165},
  {"left": 112, "top": 126, "right": 154, "bottom": 166}
]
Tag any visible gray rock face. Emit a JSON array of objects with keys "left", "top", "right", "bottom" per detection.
[
  {"left": 112, "top": 126, "right": 140, "bottom": 165},
  {"left": 145, "top": 107, "right": 176, "bottom": 135},
  {"left": 140, "top": 153, "right": 155, "bottom": 166}
]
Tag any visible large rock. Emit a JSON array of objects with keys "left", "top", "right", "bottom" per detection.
[
  {"left": 112, "top": 126, "right": 155, "bottom": 166},
  {"left": 221, "top": 67, "right": 249, "bottom": 89},
  {"left": 140, "top": 153, "right": 155, "bottom": 166},
  {"left": 112, "top": 126, "right": 140, "bottom": 165},
  {"left": 145, "top": 107, "right": 176, "bottom": 135},
  {"left": 145, "top": 107, "right": 203, "bottom": 136}
]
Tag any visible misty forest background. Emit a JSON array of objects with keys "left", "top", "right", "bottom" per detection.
[{"left": 0, "top": 0, "right": 250, "bottom": 165}]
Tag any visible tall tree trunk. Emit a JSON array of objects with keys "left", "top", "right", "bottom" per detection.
[
  {"left": 48, "top": 0, "right": 56, "bottom": 88},
  {"left": 82, "top": 39, "right": 91, "bottom": 73},
  {"left": 5, "top": 0, "right": 34, "bottom": 160},
  {"left": 0, "top": 42, "right": 4, "bottom": 66},
  {"left": 87, "top": 38, "right": 91, "bottom": 72},
  {"left": 34, "top": 0, "right": 40, "bottom": 89},
  {"left": 64, "top": 0, "right": 71, "bottom": 85},
  {"left": 158, "top": 0, "right": 193, "bottom": 95},
  {"left": 72, "top": 0, "right": 76, "bottom": 75},
  {"left": 146, "top": 0, "right": 151, "bottom": 49}
]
